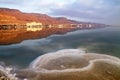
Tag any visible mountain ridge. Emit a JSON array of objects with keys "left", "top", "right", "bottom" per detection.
[{"left": 0, "top": 8, "right": 105, "bottom": 25}]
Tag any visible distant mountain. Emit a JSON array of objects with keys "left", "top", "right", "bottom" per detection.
[
  {"left": 0, "top": 8, "right": 71, "bottom": 24},
  {"left": 0, "top": 8, "right": 105, "bottom": 25}
]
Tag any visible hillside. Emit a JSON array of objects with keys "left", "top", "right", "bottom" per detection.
[
  {"left": 0, "top": 8, "right": 76, "bottom": 25},
  {"left": 0, "top": 8, "right": 107, "bottom": 45}
]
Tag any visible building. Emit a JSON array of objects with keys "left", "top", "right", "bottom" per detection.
[
  {"left": 58, "top": 24, "right": 64, "bottom": 28},
  {"left": 0, "top": 24, "right": 17, "bottom": 30},
  {"left": 86, "top": 24, "right": 92, "bottom": 28},
  {"left": 76, "top": 24, "right": 83, "bottom": 28},
  {"left": 26, "top": 22, "right": 43, "bottom": 31},
  {"left": 70, "top": 24, "right": 77, "bottom": 28},
  {"left": 43, "top": 24, "right": 53, "bottom": 28}
]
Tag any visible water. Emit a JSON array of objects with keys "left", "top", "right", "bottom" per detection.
[{"left": 0, "top": 26, "right": 120, "bottom": 68}]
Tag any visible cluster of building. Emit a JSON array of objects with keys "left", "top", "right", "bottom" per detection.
[{"left": 0, "top": 22, "right": 105, "bottom": 31}]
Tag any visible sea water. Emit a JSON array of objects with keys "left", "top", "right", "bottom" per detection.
[{"left": 0, "top": 26, "right": 120, "bottom": 68}]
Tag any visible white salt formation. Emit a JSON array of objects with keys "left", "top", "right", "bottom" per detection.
[
  {"left": 30, "top": 49, "right": 87, "bottom": 70},
  {"left": 17, "top": 49, "right": 120, "bottom": 80},
  {"left": 0, "top": 66, "right": 18, "bottom": 80}
]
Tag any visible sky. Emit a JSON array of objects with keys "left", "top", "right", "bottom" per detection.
[{"left": 0, "top": 0, "right": 120, "bottom": 25}]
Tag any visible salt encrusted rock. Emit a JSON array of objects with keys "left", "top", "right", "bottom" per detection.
[{"left": 0, "top": 66, "right": 18, "bottom": 80}]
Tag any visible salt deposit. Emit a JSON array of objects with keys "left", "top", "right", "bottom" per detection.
[
  {"left": 30, "top": 49, "right": 120, "bottom": 72},
  {"left": 0, "top": 66, "right": 18, "bottom": 80},
  {"left": 16, "top": 49, "right": 120, "bottom": 80}
]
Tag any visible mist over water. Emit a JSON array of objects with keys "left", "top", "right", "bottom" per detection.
[{"left": 0, "top": 26, "right": 120, "bottom": 68}]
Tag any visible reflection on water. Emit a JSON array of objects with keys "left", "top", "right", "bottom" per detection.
[{"left": 0, "top": 26, "right": 120, "bottom": 68}]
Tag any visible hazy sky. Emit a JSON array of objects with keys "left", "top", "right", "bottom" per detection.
[{"left": 0, "top": 0, "right": 120, "bottom": 25}]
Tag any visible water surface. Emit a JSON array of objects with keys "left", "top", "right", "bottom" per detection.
[{"left": 0, "top": 26, "right": 120, "bottom": 68}]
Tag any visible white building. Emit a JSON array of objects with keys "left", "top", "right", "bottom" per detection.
[
  {"left": 58, "top": 24, "right": 64, "bottom": 28},
  {"left": 70, "top": 24, "right": 77, "bottom": 28},
  {"left": 26, "top": 22, "right": 43, "bottom": 31},
  {"left": 87, "top": 24, "right": 92, "bottom": 28},
  {"left": 76, "top": 24, "right": 83, "bottom": 28}
]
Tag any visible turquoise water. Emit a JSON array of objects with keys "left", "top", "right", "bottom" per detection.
[{"left": 0, "top": 26, "right": 120, "bottom": 68}]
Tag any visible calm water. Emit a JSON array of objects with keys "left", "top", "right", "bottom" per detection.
[{"left": 0, "top": 26, "right": 120, "bottom": 68}]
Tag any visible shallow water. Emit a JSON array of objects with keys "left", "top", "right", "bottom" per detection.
[
  {"left": 18, "top": 49, "right": 120, "bottom": 80},
  {"left": 0, "top": 26, "right": 120, "bottom": 68}
]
